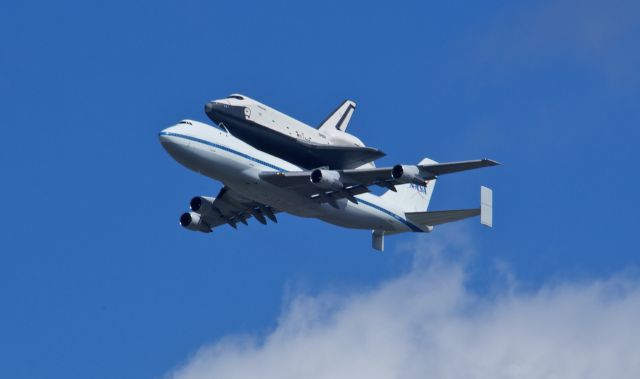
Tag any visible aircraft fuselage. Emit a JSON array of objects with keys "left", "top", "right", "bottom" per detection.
[{"left": 159, "top": 120, "right": 426, "bottom": 233}]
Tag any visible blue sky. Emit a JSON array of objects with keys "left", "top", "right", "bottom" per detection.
[{"left": 1, "top": 0, "right": 639, "bottom": 378}]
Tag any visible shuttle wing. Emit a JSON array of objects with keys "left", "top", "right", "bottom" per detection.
[
  {"left": 293, "top": 140, "right": 386, "bottom": 170},
  {"left": 225, "top": 120, "right": 385, "bottom": 169}
]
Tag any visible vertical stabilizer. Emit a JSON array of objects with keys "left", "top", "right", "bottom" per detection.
[
  {"left": 318, "top": 100, "right": 356, "bottom": 132},
  {"left": 372, "top": 230, "right": 385, "bottom": 252},
  {"left": 480, "top": 186, "right": 493, "bottom": 227},
  {"left": 381, "top": 157, "right": 438, "bottom": 212}
]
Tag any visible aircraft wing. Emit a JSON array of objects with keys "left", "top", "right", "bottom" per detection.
[
  {"left": 199, "top": 186, "right": 279, "bottom": 228},
  {"left": 338, "top": 159, "right": 500, "bottom": 184},
  {"left": 259, "top": 159, "right": 499, "bottom": 206},
  {"left": 258, "top": 170, "right": 371, "bottom": 206}
]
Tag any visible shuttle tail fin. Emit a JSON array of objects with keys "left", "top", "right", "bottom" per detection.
[
  {"left": 381, "top": 157, "right": 438, "bottom": 213},
  {"left": 318, "top": 100, "right": 356, "bottom": 132}
]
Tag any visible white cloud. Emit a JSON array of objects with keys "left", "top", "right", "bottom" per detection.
[{"left": 165, "top": 234, "right": 640, "bottom": 379}]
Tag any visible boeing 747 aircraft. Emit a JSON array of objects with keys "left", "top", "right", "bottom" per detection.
[{"left": 159, "top": 119, "right": 498, "bottom": 251}]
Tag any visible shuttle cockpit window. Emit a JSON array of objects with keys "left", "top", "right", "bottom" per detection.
[
  {"left": 178, "top": 120, "right": 193, "bottom": 125},
  {"left": 227, "top": 95, "right": 244, "bottom": 100}
]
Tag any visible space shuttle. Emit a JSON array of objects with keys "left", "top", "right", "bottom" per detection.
[{"left": 204, "top": 94, "right": 385, "bottom": 169}]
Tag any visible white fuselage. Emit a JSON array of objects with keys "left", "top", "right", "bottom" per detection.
[
  {"left": 159, "top": 120, "right": 425, "bottom": 233},
  {"left": 209, "top": 95, "right": 365, "bottom": 147}
]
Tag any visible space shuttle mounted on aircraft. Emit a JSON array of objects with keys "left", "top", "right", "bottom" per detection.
[
  {"left": 205, "top": 94, "right": 384, "bottom": 169},
  {"left": 159, "top": 94, "right": 499, "bottom": 251}
]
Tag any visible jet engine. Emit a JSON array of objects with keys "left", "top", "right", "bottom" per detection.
[
  {"left": 179, "top": 212, "right": 211, "bottom": 233},
  {"left": 391, "top": 164, "right": 421, "bottom": 184},
  {"left": 310, "top": 169, "right": 343, "bottom": 190},
  {"left": 190, "top": 196, "right": 217, "bottom": 215}
]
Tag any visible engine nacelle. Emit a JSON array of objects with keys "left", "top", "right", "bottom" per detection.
[
  {"left": 310, "top": 169, "right": 343, "bottom": 190},
  {"left": 179, "top": 212, "right": 211, "bottom": 233},
  {"left": 190, "top": 196, "right": 217, "bottom": 215},
  {"left": 391, "top": 164, "right": 420, "bottom": 184}
]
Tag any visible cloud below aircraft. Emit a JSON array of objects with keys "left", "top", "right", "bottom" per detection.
[{"left": 165, "top": 231, "right": 640, "bottom": 379}]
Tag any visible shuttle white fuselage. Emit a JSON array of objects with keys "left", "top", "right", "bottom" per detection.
[{"left": 205, "top": 94, "right": 384, "bottom": 169}]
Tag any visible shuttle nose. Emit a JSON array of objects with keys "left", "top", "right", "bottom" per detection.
[
  {"left": 205, "top": 101, "right": 224, "bottom": 122},
  {"left": 205, "top": 100, "right": 248, "bottom": 125},
  {"left": 204, "top": 101, "right": 216, "bottom": 114}
]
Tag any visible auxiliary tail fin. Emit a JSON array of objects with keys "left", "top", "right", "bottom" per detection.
[
  {"left": 318, "top": 100, "right": 356, "bottom": 132},
  {"left": 380, "top": 157, "right": 438, "bottom": 212},
  {"left": 480, "top": 186, "right": 493, "bottom": 227}
]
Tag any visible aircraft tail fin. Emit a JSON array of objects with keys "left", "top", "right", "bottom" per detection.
[
  {"left": 318, "top": 100, "right": 356, "bottom": 132},
  {"left": 480, "top": 186, "right": 493, "bottom": 227},
  {"left": 372, "top": 230, "right": 385, "bottom": 252},
  {"left": 381, "top": 157, "right": 437, "bottom": 213}
]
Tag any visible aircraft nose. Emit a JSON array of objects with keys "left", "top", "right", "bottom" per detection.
[
  {"left": 158, "top": 125, "right": 184, "bottom": 148},
  {"left": 205, "top": 101, "right": 224, "bottom": 122},
  {"left": 158, "top": 126, "right": 174, "bottom": 144},
  {"left": 158, "top": 125, "right": 201, "bottom": 171},
  {"left": 204, "top": 101, "right": 216, "bottom": 114}
]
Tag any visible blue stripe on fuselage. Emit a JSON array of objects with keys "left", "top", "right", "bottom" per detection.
[
  {"left": 160, "top": 131, "right": 424, "bottom": 232},
  {"left": 160, "top": 131, "right": 285, "bottom": 172},
  {"left": 357, "top": 198, "right": 424, "bottom": 232}
]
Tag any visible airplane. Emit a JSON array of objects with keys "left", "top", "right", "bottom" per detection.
[
  {"left": 159, "top": 119, "right": 499, "bottom": 251},
  {"left": 205, "top": 94, "right": 384, "bottom": 169}
]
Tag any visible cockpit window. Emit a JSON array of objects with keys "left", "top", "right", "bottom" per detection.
[
  {"left": 178, "top": 120, "right": 193, "bottom": 125},
  {"left": 227, "top": 95, "right": 244, "bottom": 100}
]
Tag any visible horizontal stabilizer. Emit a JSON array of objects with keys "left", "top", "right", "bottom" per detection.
[
  {"left": 405, "top": 186, "right": 494, "bottom": 228},
  {"left": 405, "top": 209, "right": 480, "bottom": 226}
]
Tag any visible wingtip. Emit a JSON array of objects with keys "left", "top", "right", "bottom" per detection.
[
  {"left": 344, "top": 99, "right": 357, "bottom": 108},
  {"left": 483, "top": 158, "right": 501, "bottom": 166}
]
